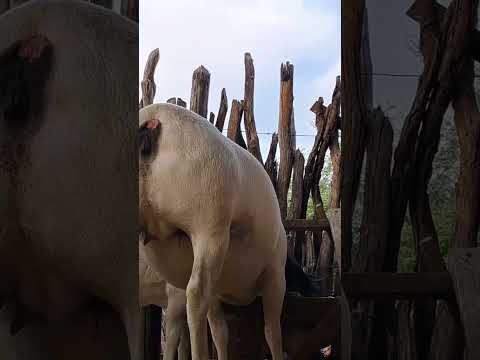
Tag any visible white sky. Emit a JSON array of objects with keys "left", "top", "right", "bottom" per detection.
[{"left": 139, "top": 0, "right": 340, "bottom": 158}]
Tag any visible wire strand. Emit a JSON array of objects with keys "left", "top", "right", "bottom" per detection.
[
  {"left": 221, "top": 129, "right": 318, "bottom": 137},
  {"left": 363, "top": 72, "right": 480, "bottom": 78}
]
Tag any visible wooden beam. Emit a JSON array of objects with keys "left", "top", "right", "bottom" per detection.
[
  {"left": 342, "top": 272, "right": 455, "bottom": 299},
  {"left": 283, "top": 219, "right": 330, "bottom": 232},
  {"left": 221, "top": 295, "right": 341, "bottom": 358}
]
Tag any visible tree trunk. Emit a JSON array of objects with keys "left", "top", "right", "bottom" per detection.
[{"left": 190, "top": 65, "right": 210, "bottom": 118}]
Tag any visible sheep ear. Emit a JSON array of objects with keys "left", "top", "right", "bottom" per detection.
[
  {"left": 138, "top": 119, "right": 161, "bottom": 158},
  {"left": 0, "top": 34, "right": 52, "bottom": 133}
]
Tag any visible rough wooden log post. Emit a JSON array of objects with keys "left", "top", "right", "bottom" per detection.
[
  {"left": 311, "top": 79, "right": 342, "bottom": 219},
  {"left": 290, "top": 150, "right": 305, "bottom": 262},
  {"left": 190, "top": 65, "right": 210, "bottom": 118},
  {"left": 140, "top": 48, "right": 159, "bottom": 109},
  {"left": 0, "top": 0, "right": 9, "bottom": 14},
  {"left": 166, "top": 97, "right": 187, "bottom": 108},
  {"left": 277, "top": 62, "right": 295, "bottom": 219},
  {"left": 121, "top": 0, "right": 139, "bottom": 22},
  {"left": 329, "top": 78, "right": 342, "bottom": 210},
  {"left": 264, "top": 133, "right": 279, "bottom": 193},
  {"left": 177, "top": 98, "right": 187, "bottom": 108},
  {"left": 452, "top": 60, "right": 480, "bottom": 249},
  {"left": 353, "top": 108, "right": 392, "bottom": 274},
  {"left": 302, "top": 98, "right": 327, "bottom": 219},
  {"left": 329, "top": 130, "right": 342, "bottom": 209},
  {"left": 352, "top": 108, "right": 393, "bottom": 360},
  {"left": 215, "top": 88, "right": 228, "bottom": 132},
  {"left": 406, "top": 1, "right": 475, "bottom": 358},
  {"left": 316, "top": 230, "right": 334, "bottom": 273},
  {"left": 226, "top": 99, "right": 247, "bottom": 150},
  {"left": 429, "top": 59, "right": 480, "bottom": 360},
  {"left": 243, "top": 53, "right": 263, "bottom": 163},
  {"left": 341, "top": 0, "right": 368, "bottom": 272},
  {"left": 447, "top": 248, "right": 480, "bottom": 360}
]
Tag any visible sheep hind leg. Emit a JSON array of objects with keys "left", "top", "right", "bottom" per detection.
[
  {"left": 186, "top": 229, "right": 230, "bottom": 360},
  {"left": 261, "top": 268, "right": 286, "bottom": 360},
  {"left": 207, "top": 300, "right": 228, "bottom": 360}
]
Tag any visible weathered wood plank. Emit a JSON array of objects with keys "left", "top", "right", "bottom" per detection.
[
  {"left": 342, "top": 272, "right": 455, "bottom": 299},
  {"left": 221, "top": 295, "right": 341, "bottom": 358},
  {"left": 447, "top": 248, "right": 480, "bottom": 360}
]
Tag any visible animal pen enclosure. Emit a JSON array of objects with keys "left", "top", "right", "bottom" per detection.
[
  {"left": 139, "top": 47, "right": 348, "bottom": 359},
  {"left": 342, "top": 0, "right": 480, "bottom": 359},
  {"left": 139, "top": 0, "right": 480, "bottom": 359}
]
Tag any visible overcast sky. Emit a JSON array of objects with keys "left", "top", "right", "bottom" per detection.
[{"left": 139, "top": 0, "right": 340, "bottom": 158}]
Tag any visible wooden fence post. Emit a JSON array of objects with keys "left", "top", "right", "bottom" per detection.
[
  {"left": 215, "top": 88, "right": 228, "bottom": 132},
  {"left": 243, "top": 53, "right": 263, "bottom": 163},
  {"left": 290, "top": 150, "right": 305, "bottom": 262},
  {"left": 140, "top": 48, "right": 159, "bottom": 109},
  {"left": 277, "top": 62, "right": 294, "bottom": 220},
  {"left": 190, "top": 65, "right": 210, "bottom": 118},
  {"left": 264, "top": 133, "right": 279, "bottom": 194},
  {"left": 226, "top": 100, "right": 247, "bottom": 149}
]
